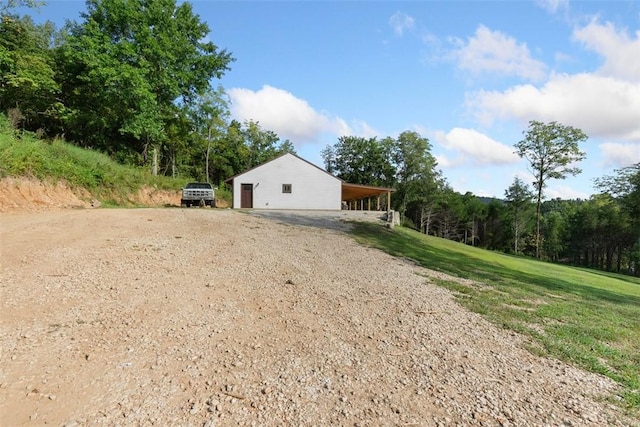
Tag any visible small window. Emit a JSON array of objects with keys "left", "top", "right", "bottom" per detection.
[{"left": 282, "top": 184, "right": 292, "bottom": 193}]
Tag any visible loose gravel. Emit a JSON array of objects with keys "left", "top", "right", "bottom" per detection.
[{"left": 0, "top": 208, "right": 636, "bottom": 426}]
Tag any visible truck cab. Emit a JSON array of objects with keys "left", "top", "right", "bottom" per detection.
[{"left": 181, "top": 182, "right": 215, "bottom": 208}]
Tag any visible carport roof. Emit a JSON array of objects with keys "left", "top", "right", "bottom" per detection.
[{"left": 342, "top": 183, "right": 394, "bottom": 201}]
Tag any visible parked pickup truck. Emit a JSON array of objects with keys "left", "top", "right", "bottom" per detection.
[{"left": 181, "top": 182, "right": 215, "bottom": 208}]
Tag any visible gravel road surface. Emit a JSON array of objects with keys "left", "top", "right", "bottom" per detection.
[{"left": 0, "top": 208, "right": 635, "bottom": 426}]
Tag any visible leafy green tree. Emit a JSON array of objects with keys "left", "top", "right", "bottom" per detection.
[
  {"left": 330, "top": 136, "right": 394, "bottom": 186},
  {"left": 566, "top": 199, "right": 596, "bottom": 266},
  {"left": 595, "top": 163, "right": 640, "bottom": 221},
  {"left": 483, "top": 199, "right": 510, "bottom": 252},
  {"left": 242, "top": 120, "right": 293, "bottom": 168},
  {"left": 325, "top": 131, "right": 439, "bottom": 219},
  {"left": 595, "top": 163, "right": 640, "bottom": 274},
  {"left": 392, "top": 131, "right": 440, "bottom": 216},
  {"left": 331, "top": 136, "right": 367, "bottom": 183},
  {"left": 504, "top": 177, "right": 534, "bottom": 254},
  {"left": 0, "top": 14, "right": 61, "bottom": 133},
  {"left": 514, "top": 120, "right": 587, "bottom": 258},
  {"left": 1, "top": 0, "right": 44, "bottom": 14},
  {"left": 321, "top": 144, "right": 335, "bottom": 174},
  {"left": 433, "top": 187, "right": 465, "bottom": 240},
  {"left": 407, "top": 186, "right": 444, "bottom": 235},
  {"left": 159, "top": 106, "right": 196, "bottom": 177},
  {"left": 189, "top": 86, "right": 230, "bottom": 182},
  {"left": 460, "top": 192, "right": 488, "bottom": 246},
  {"left": 278, "top": 139, "right": 296, "bottom": 155},
  {"left": 541, "top": 210, "right": 565, "bottom": 261},
  {"left": 220, "top": 119, "right": 251, "bottom": 176},
  {"left": 57, "top": 0, "right": 234, "bottom": 165},
  {"left": 574, "top": 195, "right": 627, "bottom": 271},
  {"left": 597, "top": 195, "right": 629, "bottom": 271}
]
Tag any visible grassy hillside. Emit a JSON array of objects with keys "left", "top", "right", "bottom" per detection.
[
  {"left": 0, "top": 115, "right": 190, "bottom": 206},
  {"left": 351, "top": 223, "right": 640, "bottom": 412}
]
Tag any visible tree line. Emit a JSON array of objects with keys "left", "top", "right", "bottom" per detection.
[
  {"left": 2, "top": 1, "right": 638, "bottom": 275},
  {"left": 321, "top": 127, "right": 639, "bottom": 276},
  {"left": 1, "top": 0, "right": 294, "bottom": 184}
]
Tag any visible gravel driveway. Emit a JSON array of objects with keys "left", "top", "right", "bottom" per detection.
[
  {"left": 249, "top": 209, "right": 389, "bottom": 231},
  {"left": 0, "top": 208, "right": 634, "bottom": 426}
]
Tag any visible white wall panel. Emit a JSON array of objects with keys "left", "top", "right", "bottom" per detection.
[{"left": 231, "top": 154, "right": 341, "bottom": 210}]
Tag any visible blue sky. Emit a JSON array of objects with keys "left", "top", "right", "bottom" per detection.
[{"left": 25, "top": 0, "right": 640, "bottom": 199}]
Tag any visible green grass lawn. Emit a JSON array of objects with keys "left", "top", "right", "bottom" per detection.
[{"left": 350, "top": 223, "right": 640, "bottom": 412}]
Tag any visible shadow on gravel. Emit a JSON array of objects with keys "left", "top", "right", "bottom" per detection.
[{"left": 248, "top": 210, "right": 388, "bottom": 232}]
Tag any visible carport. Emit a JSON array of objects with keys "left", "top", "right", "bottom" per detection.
[{"left": 342, "top": 183, "right": 394, "bottom": 211}]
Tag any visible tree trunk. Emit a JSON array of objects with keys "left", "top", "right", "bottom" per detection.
[
  {"left": 514, "top": 219, "right": 519, "bottom": 254},
  {"left": 420, "top": 205, "right": 434, "bottom": 236},
  {"left": 535, "top": 164, "right": 544, "bottom": 259},
  {"left": 152, "top": 146, "right": 158, "bottom": 176},
  {"left": 172, "top": 151, "right": 176, "bottom": 178},
  {"left": 535, "top": 191, "right": 542, "bottom": 259},
  {"left": 205, "top": 127, "right": 212, "bottom": 183}
]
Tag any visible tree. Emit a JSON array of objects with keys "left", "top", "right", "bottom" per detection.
[
  {"left": 1, "top": 0, "right": 44, "bottom": 14},
  {"left": 189, "top": 86, "right": 230, "bottom": 182},
  {"left": 461, "top": 192, "right": 488, "bottom": 246},
  {"left": 410, "top": 188, "right": 444, "bottom": 235},
  {"left": 541, "top": 210, "right": 565, "bottom": 262},
  {"left": 392, "top": 131, "right": 440, "bottom": 217},
  {"left": 215, "top": 119, "right": 250, "bottom": 181},
  {"left": 504, "top": 177, "right": 534, "bottom": 254},
  {"left": 484, "top": 199, "right": 510, "bottom": 252},
  {"left": 242, "top": 120, "right": 291, "bottom": 168},
  {"left": 324, "top": 131, "right": 440, "bottom": 219},
  {"left": 594, "top": 163, "right": 640, "bottom": 275},
  {"left": 58, "top": 0, "right": 234, "bottom": 164},
  {"left": 0, "top": 14, "right": 61, "bottom": 133},
  {"left": 330, "top": 136, "right": 394, "bottom": 186},
  {"left": 321, "top": 145, "right": 335, "bottom": 174},
  {"left": 433, "top": 187, "right": 465, "bottom": 240},
  {"left": 514, "top": 120, "right": 587, "bottom": 258},
  {"left": 278, "top": 139, "right": 296, "bottom": 155},
  {"left": 594, "top": 163, "right": 640, "bottom": 220}
]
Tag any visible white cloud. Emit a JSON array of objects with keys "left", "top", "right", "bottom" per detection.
[
  {"left": 512, "top": 169, "right": 590, "bottom": 200},
  {"left": 446, "top": 170, "right": 504, "bottom": 198},
  {"left": 535, "top": 0, "right": 569, "bottom": 14},
  {"left": 348, "top": 119, "right": 380, "bottom": 139},
  {"left": 599, "top": 142, "right": 640, "bottom": 168},
  {"left": 435, "top": 128, "right": 520, "bottom": 166},
  {"left": 465, "top": 20, "right": 640, "bottom": 145},
  {"left": 473, "top": 189, "right": 496, "bottom": 198},
  {"left": 515, "top": 170, "right": 535, "bottom": 187},
  {"left": 573, "top": 19, "right": 640, "bottom": 81},
  {"left": 467, "top": 72, "right": 640, "bottom": 142},
  {"left": 546, "top": 184, "right": 590, "bottom": 200},
  {"left": 452, "top": 25, "right": 547, "bottom": 81},
  {"left": 228, "top": 85, "right": 375, "bottom": 144},
  {"left": 434, "top": 154, "right": 455, "bottom": 168},
  {"left": 389, "top": 12, "right": 415, "bottom": 36}
]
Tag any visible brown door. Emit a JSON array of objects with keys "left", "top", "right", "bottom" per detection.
[{"left": 241, "top": 183, "right": 253, "bottom": 208}]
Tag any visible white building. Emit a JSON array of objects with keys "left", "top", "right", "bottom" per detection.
[{"left": 225, "top": 153, "right": 393, "bottom": 210}]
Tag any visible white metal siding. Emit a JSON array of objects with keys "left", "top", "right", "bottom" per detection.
[{"left": 232, "top": 154, "right": 341, "bottom": 210}]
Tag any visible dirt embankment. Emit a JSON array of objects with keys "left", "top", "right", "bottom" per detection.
[{"left": 0, "top": 177, "right": 181, "bottom": 213}]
